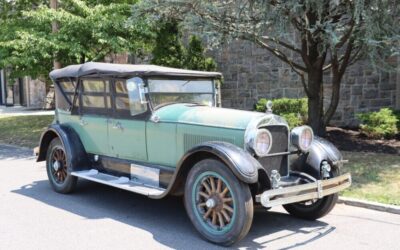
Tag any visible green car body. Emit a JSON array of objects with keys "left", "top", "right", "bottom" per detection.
[{"left": 36, "top": 62, "right": 351, "bottom": 246}]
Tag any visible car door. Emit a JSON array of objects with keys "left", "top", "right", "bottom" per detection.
[
  {"left": 73, "top": 79, "right": 111, "bottom": 156},
  {"left": 108, "top": 77, "right": 148, "bottom": 161}
]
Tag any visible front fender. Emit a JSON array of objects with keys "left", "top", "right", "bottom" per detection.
[
  {"left": 291, "top": 136, "right": 343, "bottom": 179},
  {"left": 36, "top": 124, "right": 90, "bottom": 172},
  {"left": 307, "top": 136, "right": 343, "bottom": 168},
  {"left": 152, "top": 141, "right": 261, "bottom": 199},
  {"left": 179, "top": 141, "right": 261, "bottom": 183}
]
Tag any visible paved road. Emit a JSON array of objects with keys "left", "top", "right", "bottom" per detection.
[{"left": 0, "top": 144, "right": 399, "bottom": 250}]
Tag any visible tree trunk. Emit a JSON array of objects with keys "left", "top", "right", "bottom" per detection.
[
  {"left": 50, "top": 0, "right": 61, "bottom": 69},
  {"left": 307, "top": 68, "right": 325, "bottom": 137}
]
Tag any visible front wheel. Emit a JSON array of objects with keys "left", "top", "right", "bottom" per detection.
[
  {"left": 184, "top": 159, "right": 253, "bottom": 246},
  {"left": 283, "top": 169, "right": 339, "bottom": 220},
  {"left": 282, "top": 193, "right": 338, "bottom": 220}
]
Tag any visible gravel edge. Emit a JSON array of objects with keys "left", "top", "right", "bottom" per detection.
[{"left": 338, "top": 197, "right": 400, "bottom": 215}]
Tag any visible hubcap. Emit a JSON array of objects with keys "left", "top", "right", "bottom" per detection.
[
  {"left": 206, "top": 198, "right": 216, "bottom": 208},
  {"left": 53, "top": 161, "right": 60, "bottom": 171},
  {"left": 193, "top": 172, "right": 236, "bottom": 233}
]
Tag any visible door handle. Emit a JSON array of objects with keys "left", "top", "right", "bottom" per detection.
[
  {"left": 112, "top": 121, "right": 123, "bottom": 130},
  {"left": 79, "top": 118, "right": 88, "bottom": 126}
]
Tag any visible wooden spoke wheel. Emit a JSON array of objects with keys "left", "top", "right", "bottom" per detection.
[
  {"left": 184, "top": 159, "right": 253, "bottom": 246},
  {"left": 46, "top": 138, "right": 77, "bottom": 194},
  {"left": 50, "top": 148, "right": 68, "bottom": 184},
  {"left": 195, "top": 174, "right": 235, "bottom": 231}
]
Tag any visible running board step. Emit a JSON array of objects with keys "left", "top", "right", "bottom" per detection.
[{"left": 71, "top": 169, "right": 165, "bottom": 196}]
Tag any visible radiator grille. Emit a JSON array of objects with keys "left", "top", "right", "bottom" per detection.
[
  {"left": 257, "top": 125, "right": 289, "bottom": 176},
  {"left": 184, "top": 134, "right": 235, "bottom": 152}
]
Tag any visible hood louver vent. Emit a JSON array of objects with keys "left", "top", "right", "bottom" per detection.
[{"left": 184, "top": 134, "right": 235, "bottom": 151}]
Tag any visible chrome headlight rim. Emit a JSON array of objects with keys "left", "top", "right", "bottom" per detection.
[
  {"left": 253, "top": 128, "right": 273, "bottom": 157},
  {"left": 291, "top": 125, "right": 314, "bottom": 152}
]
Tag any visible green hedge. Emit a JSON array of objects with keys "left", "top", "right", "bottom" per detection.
[
  {"left": 357, "top": 108, "right": 398, "bottom": 139},
  {"left": 255, "top": 98, "right": 308, "bottom": 128}
]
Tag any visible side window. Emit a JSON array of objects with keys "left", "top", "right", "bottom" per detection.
[
  {"left": 114, "top": 77, "right": 147, "bottom": 117},
  {"left": 56, "top": 79, "right": 76, "bottom": 111},
  {"left": 81, "top": 79, "right": 110, "bottom": 115}
]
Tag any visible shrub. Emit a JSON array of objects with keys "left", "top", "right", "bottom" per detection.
[
  {"left": 357, "top": 108, "right": 398, "bottom": 139},
  {"left": 255, "top": 98, "right": 308, "bottom": 128},
  {"left": 393, "top": 110, "right": 400, "bottom": 131}
]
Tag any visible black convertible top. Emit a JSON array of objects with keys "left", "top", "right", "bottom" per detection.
[{"left": 49, "top": 62, "right": 222, "bottom": 80}]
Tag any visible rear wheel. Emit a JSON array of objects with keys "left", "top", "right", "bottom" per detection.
[
  {"left": 184, "top": 159, "right": 253, "bottom": 246},
  {"left": 46, "top": 138, "right": 77, "bottom": 193}
]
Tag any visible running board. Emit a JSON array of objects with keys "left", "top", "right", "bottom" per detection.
[{"left": 71, "top": 169, "right": 165, "bottom": 196}]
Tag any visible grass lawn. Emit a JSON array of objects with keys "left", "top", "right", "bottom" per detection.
[
  {"left": 341, "top": 151, "right": 400, "bottom": 206},
  {"left": 0, "top": 115, "right": 54, "bottom": 148}
]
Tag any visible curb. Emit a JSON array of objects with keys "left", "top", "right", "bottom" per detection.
[{"left": 338, "top": 197, "right": 400, "bottom": 215}]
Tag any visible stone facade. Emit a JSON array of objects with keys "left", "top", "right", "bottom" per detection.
[
  {"left": 23, "top": 77, "right": 47, "bottom": 108},
  {"left": 210, "top": 40, "right": 399, "bottom": 127}
]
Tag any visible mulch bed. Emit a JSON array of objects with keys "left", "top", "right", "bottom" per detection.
[{"left": 326, "top": 127, "right": 400, "bottom": 155}]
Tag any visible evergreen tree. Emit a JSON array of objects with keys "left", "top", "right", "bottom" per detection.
[
  {"left": 185, "top": 36, "right": 216, "bottom": 71},
  {"left": 150, "top": 20, "right": 185, "bottom": 68}
]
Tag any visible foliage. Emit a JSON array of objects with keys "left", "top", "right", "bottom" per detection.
[
  {"left": 151, "top": 19, "right": 186, "bottom": 68},
  {"left": 133, "top": 0, "right": 400, "bottom": 136},
  {"left": 357, "top": 108, "right": 398, "bottom": 139},
  {"left": 0, "top": 0, "right": 153, "bottom": 82},
  {"left": 185, "top": 36, "right": 216, "bottom": 71},
  {"left": 393, "top": 110, "right": 400, "bottom": 131},
  {"left": 151, "top": 20, "right": 216, "bottom": 71},
  {"left": 256, "top": 98, "right": 308, "bottom": 128}
]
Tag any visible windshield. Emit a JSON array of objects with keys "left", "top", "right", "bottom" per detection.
[{"left": 148, "top": 79, "right": 215, "bottom": 108}]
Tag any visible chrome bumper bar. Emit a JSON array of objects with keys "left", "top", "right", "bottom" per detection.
[{"left": 256, "top": 173, "right": 351, "bottom": 207}]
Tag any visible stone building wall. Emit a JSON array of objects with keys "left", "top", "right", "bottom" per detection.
[
  {"left": 210, "top": 40, "right": 399, "bottom": 127},
  {"left": 23, "top": 77, "right": 46, "bottom": 108}
]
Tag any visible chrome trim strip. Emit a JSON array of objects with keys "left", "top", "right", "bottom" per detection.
[
  {"left": 256, "top": 173, "right": 351, "bottom": 207},
  {"left": 263, "top": 151, "right": 297, "bottom": 157}
]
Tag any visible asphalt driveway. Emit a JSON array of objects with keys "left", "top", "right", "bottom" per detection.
[{"left": 0, "top": 144, "right": 399, "bottom": 249}]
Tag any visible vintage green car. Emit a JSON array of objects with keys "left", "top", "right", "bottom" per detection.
[{"left": 36, "top": 62, "right": 351, "bottom": 246}]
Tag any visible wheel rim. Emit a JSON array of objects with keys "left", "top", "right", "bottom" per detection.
[
  {"left": 192, "top": 171, "right": 236, "bottom": 234},
  {"left": 50, "top": 147, "right": 68, "bottom": 184}
]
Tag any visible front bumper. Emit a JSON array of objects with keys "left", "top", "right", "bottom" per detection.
[{"left": 256, "top": 173, "right": 351, "bottom": 207}]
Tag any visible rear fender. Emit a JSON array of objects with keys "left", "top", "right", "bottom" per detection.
[{"left": 36, "top": 124, "right": 90, "bottom": 172}]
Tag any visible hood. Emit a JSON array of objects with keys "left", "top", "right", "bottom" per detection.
[{"left": 152, "top": 103, "right": 265, "bottom": 130}]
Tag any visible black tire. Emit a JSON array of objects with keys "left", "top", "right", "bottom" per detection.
[
  {"left": 283, "top": 169, "right": 339, "bottom": 220},
  {"left": 282, "top": 193, "right": 338, "bottom": 220},
  {"left": 46, "top": 138, "right": 77, "bottom": 194},
  {"left": 184, "top": 159, "right": 253, "bottom": 246}
]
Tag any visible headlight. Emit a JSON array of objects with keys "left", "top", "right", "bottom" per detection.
[
  {"left": 291, "top": 126, "right": 314, "bottom": 151},
  {"left": 253, "top": 129, "right": 272, "bottom": 156}
]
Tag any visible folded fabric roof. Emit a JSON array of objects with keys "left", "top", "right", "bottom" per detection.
[{"left": 49, "top": 62, "right": 222, "bottom": 80}]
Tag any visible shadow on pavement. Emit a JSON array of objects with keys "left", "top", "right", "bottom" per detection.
[
  {"left": 13, "top": 179, "right": 334, "bottom": 249},
  {"left": 0, "top": 144, "right": 34, "bottom": 160}
]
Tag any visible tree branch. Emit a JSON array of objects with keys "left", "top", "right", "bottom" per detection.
[
  {"left": 254, "top": 37, "right": 307, "bottom": 72},
  {"left": 261, "top": 36, "right": 302, "bottom": 54}
]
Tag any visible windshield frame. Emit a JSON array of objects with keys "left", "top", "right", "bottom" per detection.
[{"left": 146, "top": 77, "right": 218, "bottom": 111}]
